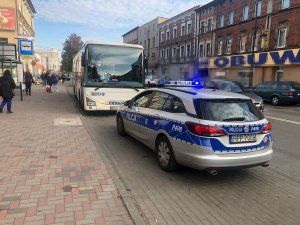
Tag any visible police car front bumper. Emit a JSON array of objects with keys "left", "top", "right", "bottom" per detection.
[{"left": 172, "top": 141, "right": 273, "bottom": 170}]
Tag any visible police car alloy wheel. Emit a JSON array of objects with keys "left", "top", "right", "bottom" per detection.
[
  {"left": 156, "top": 136, "right": 179, "bottom": 171},
  {"left": 117, "top": 114, "right": 127, "bottom": 136},
  {"left": 271, "top": 96, "right": 280, "bottom": 106}
]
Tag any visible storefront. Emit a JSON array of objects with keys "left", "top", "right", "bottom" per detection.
[{"left": 209, "top": 48, "right": 300, "bottom": 87}]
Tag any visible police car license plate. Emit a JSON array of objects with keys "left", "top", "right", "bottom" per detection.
[{"left": 229, "top": 134, "right": 256, "bottom": 144}]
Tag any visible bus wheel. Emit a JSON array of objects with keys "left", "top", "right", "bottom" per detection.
[
  {"left": 79, "top": 92, "right": 84, "bottom": 109},
  {"left": 117, "top": 114, "right": 127, "bottom": 136}
]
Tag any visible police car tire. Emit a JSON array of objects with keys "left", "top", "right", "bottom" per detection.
[
  {"left": 156, "top": 136, "right": 179, "bottom": 172},
  {"left": 117, "top": 114, "right": 127, "bottom": 136}
]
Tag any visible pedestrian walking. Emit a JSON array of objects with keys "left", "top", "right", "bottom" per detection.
[
  {"left": 41, "top": 71, "right": 47, "bottom": 86},
  {"left": 50, "top": 72, "right": 59, "bottom": 92},
  {"left": 46, "top": 70, "right": 52, "bottom": 93},
  {"left": 0, "top": 70, "right": 16, "bottom": 113},
  {"left": 24, "top": 70, "right": 35, "bottom": 96}
]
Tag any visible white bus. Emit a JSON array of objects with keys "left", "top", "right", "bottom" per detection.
[{"left": 73, "top": 42, "right": 146, "bottom": 110}]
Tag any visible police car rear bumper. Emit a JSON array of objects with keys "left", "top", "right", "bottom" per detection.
[{"left": 173, "top": 142, "right": 273, "bottom": 170}]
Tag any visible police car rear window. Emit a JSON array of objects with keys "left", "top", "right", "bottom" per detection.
[{"left": 194, "top": 99, "right": 264, "bottom": 122}]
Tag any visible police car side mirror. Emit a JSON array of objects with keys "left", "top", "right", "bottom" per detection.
[{"left": 124, "top": 100, "right": 132, "bottom": 108}]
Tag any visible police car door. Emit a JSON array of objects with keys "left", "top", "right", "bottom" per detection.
[
  {"left": 125, "top": 91, "right": 154, "bottom": 138},
  {"left": 136, "top": 91, "right": 170, "bottom": 146}
]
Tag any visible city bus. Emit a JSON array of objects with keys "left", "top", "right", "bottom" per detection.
[{"left": 73, "top": 41, "right": 146, "bottom": 110}]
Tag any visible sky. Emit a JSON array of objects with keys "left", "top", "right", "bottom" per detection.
[{"left": 32, "top": 0, "right": 210, "bottom": 53}]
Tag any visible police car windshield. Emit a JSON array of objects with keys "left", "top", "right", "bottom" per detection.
[{"left": 194, "top": 99, "right": 264, "bottom": 122}]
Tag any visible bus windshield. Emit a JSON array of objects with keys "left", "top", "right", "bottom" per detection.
[{"left": 85, "top": 44, "right": 144, "bottom": 88}]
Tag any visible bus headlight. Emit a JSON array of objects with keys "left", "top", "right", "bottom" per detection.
[{"left": 86, "top": 97, "right": 96, "bottom": 106}]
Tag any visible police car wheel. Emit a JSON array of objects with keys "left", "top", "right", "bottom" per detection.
[
  {"left": 156, "top": 136, "right": 178, "bottom": 171},
  {"left": 117, "top": 114, "right": 127, "bottom": 136}
]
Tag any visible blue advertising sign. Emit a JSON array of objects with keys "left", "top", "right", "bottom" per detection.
[{"left": 19, "top": 39, "right": 33, "bottom": 55}]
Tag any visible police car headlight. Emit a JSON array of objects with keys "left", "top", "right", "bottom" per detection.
[{"left": 86, "top": 97, "right": 96, "bottom": 106}]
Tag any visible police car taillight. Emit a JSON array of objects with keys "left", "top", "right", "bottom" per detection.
[
  {"left": 185, "top": 122, "right": 226, "bottom": 137},
  {"left": 261, "top": 122, "right": 272, "bottom": 134}
]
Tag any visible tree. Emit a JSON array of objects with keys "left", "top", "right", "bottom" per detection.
[{"left": 61, "top": 33, "right": 83, "bottom": 72}]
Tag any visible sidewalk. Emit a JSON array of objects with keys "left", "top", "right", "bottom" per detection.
[{"left": 0, "top": 84, "right": 133, "bottom": 225}]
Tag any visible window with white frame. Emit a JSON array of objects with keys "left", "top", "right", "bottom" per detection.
[
  {"left": 187, "top": 22, "right": 192, "bottom": 34},
  {"left": 219, "top": 15, "right": 224, "bottom": 28},
  {"left": 228, "top": 11, "right": 234, "bottom": 25},
  {"left": 180, "top": 45, "right": 185, "bottom": 57},
  {"left": 153, "top": 37, "right": 155, "bottom": 47},
  {"left": 199, "top": 44, "right": 204, "bottom": 57},
  {"left": 173, "top": 47, "right": 177, "bottom": 58},
  {"left": 186, "top": 44, "right": 191, "bottom": 56},
  {"left": 173, "top": 27, "right": 177, "bottom": 38},
  {"left": 200, "top": 21, "right": 205, "bottom": 33},
  {"left": 217, "top": 39, "right": 223, "bottom": 55},
  {"left": 255, "top": 1, "right": 262, "bottom": 17},
  {"left": 282, "top": 0, "right": 290, "bottom": 9},
  {"left": 207, "top": 19, "right": 212, "bottom": 31},
  {"left": 161, "top": 49, "right": 164, "bottom": 58},
  {"left": 161, "top": 31, "right": 165, "bottom": 42},
  {"left": 277, "top": 26, "right": 288, "bottom": 48},
  {"left": 206, "top": 43, "right": 211, "bottom": 56},
  {"left": 239, "top": 32, "right": 247, "bottom": 52},
  {"left": 242, "top": 5, "right": 249, "bottom": 21},
  {"left": 166, "top": 30, "right": 170, "bottom": 40},
  {"left": 166, "top": 48, "right": 169, "bottom": 59},
  {"left": 226, "top": 35, "right": 232, "bottom": 54},
  {"left": 181, "top": 24, "right": 185, "bottom": 36}
]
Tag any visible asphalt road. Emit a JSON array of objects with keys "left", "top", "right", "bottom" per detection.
[{"left": 68, "top": 86, "right": 300, "bottom": 225}]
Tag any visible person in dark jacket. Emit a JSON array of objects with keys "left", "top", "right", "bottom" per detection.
[
  {"left": 0, "top": 70, "right": 16, "bottom": 113},
  {"left": 46, "top": 70, "right": 52, "bottom": 93},
  {"left": 24, "top": 70, "right": 34, "bottom": 95}
]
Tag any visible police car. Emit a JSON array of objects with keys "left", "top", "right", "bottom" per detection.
[{"left": 116, "top": 85, "right": 273, "bottom": 173}]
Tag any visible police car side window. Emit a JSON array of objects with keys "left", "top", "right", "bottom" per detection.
[
  {"left": 148, "top": 92, "right": 169, "bottom": 110},
  {"left": 171, "top": 97, "right": 186, "bottom": 113},
  {"left": 133, "top": 91, "right": 153, "bottom": 108}
]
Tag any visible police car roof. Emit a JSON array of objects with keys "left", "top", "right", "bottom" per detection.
[{"left": 151, "top": 87, "right": 250, "bottom": 100}]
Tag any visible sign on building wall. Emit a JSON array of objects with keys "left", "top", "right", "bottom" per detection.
[
  {"left": 0, "top": 8, "right": 16, "bottom": 31},
  {"left": 210, "top": 48, "right": 300, "bottom": 68},
  {"left": 19, "top": 39, "right": 33, "bottom": 55}
]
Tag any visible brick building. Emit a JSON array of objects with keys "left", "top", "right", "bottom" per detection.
[
  {"left": 204, "top": 0, "right": 300, "bottom": 86},
  {"left": 158, "top": 6, "right": 200, "bottom": 80}
]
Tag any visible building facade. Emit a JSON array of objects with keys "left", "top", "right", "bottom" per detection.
[
  {"left": 138, "top": 17, "right": 168, "bottom": 77},
  {"left": 35, "top": 48, "right": 61, "bottom": 72},
  {"left": 0, "top": 0, "right": 36, "bottom": 78},
  {"left": 204, "top": 0, "right": 300, "bottom": 86},
  {"left": 122, "top": 26, "right": 139, "bottom": 44},
  {"left": 158, "top": 6, "right": 200, "bottom": 80}
]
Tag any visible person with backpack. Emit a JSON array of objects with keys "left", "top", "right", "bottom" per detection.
[
  {"left": 0, "top": 70, "right": 16, "bottom": 113},
  {"left": 24, "top": 70, "right": 35, "bottom": 96}
]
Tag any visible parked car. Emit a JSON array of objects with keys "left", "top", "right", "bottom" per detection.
[
  {"left": 201, "top": 79, "right": 264, "bottom": 111},
  {"left": 145, "top": 75, "right": 159, "bottom": 85},
  {"left": 116, "top": 87, "right": 272, "bottom": 172},
  {"left": 61, "top": 73, "right": 71, "bottom": 82},
  {"left": 251, "top": 81, "right": 300, "bottom": 106}
]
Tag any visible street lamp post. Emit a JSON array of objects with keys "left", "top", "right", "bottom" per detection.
[{"left": 250, "top": 1, "right": 258, "bottom": 88}]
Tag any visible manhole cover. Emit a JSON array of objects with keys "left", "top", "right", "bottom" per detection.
[
  {"left": 54, "top": 118, "right": 83, "bottom": 126},
  {"left": 49, "top": 155, "right": 58, "bottom": 159}
]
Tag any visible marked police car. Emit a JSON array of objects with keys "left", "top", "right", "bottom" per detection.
[{"left": 116, "top": 86, "right": 273, "bottom": 173}]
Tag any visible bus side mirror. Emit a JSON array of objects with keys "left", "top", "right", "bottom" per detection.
[
  {"left": 81, "top": 53, "right": 86, "bottom": 66},
  {"left": 144, "top": 58, "right": 148, "bottom": 70}
]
